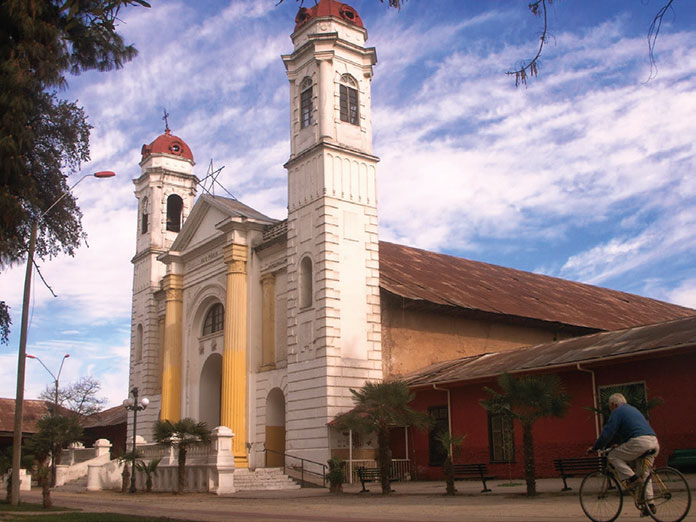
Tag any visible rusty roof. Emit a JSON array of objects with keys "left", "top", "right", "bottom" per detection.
[
  {"left": 404, "top": 315, "right": 696, "bottom": 387},
  {"left": 0, "top": 399, "right": 52, "bottom": 434},
  {"left": 83, "top": 405, "right": 127, "bottom": 428},
  {"left": 379, "top": 241, "right": 695, "bottom": 332}
]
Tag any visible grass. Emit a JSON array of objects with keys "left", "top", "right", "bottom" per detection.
[
  {"left": 0, "top": 501, "right": 188, "bottom": 521},
  {"left": 0, "top": 500, "right": 72, "bottom": 512}
]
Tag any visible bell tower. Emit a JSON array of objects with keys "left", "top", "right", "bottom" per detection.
[
  {"left": 282, "top": 0, "right": 382, "bottom": 463},
  {"left": 130, "top": 127, "right": 197, "bottom": 431}
]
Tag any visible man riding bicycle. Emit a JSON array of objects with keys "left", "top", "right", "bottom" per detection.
[{"left": 588, "top": 393, "right": 660, "bottom": 512}]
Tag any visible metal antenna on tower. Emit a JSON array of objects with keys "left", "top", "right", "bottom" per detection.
[{"left": 197, "top": 159, "right": 237, "bottom": 200}]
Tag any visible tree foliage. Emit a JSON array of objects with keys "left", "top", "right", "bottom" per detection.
[
  {"left": 481, "top": 373, "right": 570, "bottom": 496},
  {"left": 39, "top": 375, "right": 107, "bottom": 417},
  {"left": 25, "top": 413, "right": 83, "bottom": 506},
  {"left": 154, "top": 418, "right": 211, "bottom": 494},
  {"left": 0, "top": 0, "right": 150, "bottom": 341},
  {"left": 332, "top": 380, "right": 430, "bottom": 495},
  {"left": 437, "top": 430, "right": 466, "bottom": 496}
]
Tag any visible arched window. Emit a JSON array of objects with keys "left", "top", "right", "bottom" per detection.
[
  {"left": 135, "top": 323, "right": 143, "bottom": 362},
  {"left": 300, "top": 256, "right": 313, "bottom": 309},
  {"left": 300, "top": 77, "right": 313, "bottom": 129},
  {"left": 202, "top": 303, "right": 224, "bottom": 336},
  {"left": 339, "top": 74, "right": 359, "bottom": 125},
  {"left": 140, "top": 197, "right": 149, "bottom": 234},
  {"left": 166, "top": 194, "right": 183, "bottom": 232}
]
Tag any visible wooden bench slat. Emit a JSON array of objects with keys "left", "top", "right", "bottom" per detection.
[
  {"left": 452, "top": 463, "right": 494, "bottom": 493},
  {"left": 553, "top": 457, "right": 605, "bottom": 491},
  {"left": 356, "top": 467, "right": 398, "bottom": 493}
]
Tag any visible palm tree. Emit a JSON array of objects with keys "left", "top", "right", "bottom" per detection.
[
  {"left": 332, "top": 380, "right": 430, "bottom": 494},
  {"left": 135, "top": 457, "right": 161, "bottom": 492},
  {"left": 481, "top": 373, "right": 571, "bottom": 496},
  {"left": 437, "top": 430, "right": 466, "bottom": 496},
  {"left": 153, "top": 418, "right": 211, "bottom": 494},
  {"left": 26, "top": 414, "right": 82, "bottom": 507},
  {"left": 117, "top": 449, "right": 140, "bottom": 493}
]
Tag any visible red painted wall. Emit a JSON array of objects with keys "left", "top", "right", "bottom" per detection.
[{"left": 407, "top": 350, "right": 696, "bottom": 480}]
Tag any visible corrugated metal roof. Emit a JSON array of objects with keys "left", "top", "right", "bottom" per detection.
[
  {"left": 379, "top": 241, "right": 695, "bottom": 331},
  {"left": 404, "top": 315, "right": 696, "bottom": 387},
  {"left": 83, "top": 405, "right": 127, "bottom": 428},
  {"left": 0, "top": 400, "right": 126, "bottom": 434},
  {"left": 0, "top": 399, "right": 51, "bottom": 434}
]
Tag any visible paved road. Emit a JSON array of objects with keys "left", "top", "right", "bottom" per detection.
[{"left": 17, "top": 477, "right": 696, "bottom": 522}]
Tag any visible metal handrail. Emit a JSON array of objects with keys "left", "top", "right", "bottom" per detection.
[{"left": 264, "top": 448, "right": 327, "bottom": 488}]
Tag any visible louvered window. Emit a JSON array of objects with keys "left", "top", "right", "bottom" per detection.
[
  {"left": 300, "top": 77, "right": 313, "bottom": 129},
  {"left": 339, "top": 75, "right": 359, "bottom": 125}
]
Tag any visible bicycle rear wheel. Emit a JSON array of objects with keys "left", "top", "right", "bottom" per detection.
[
  {"left": 579, "top": 471, "right": 623, "bottom": 522},
  {"left": 643, "top": 466, "right": 692, "bottom": 522}
]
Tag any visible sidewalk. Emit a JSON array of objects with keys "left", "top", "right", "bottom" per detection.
[{"left": 18, "top": 476, "right": 695, "bottom": 522}]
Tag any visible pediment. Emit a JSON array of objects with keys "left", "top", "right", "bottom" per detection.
[{"left": 170, "top": 194, "right": 276, "bottom": 253}]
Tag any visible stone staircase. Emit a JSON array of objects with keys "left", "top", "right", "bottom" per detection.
[
  {"left": 56, "top": 475, "right": 88, "bottom": 492},
  {"left": 233, "top": 468, "right": 301, "bottom": 491}
]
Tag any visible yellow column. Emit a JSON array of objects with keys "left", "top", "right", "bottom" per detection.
[
  {"left": 260, "top": 274, "right": 276, "bottom": 371},
  {"left": 221, "top": 243, "right": 249, "bottom": 467},
  {"left": 161, "top": 274, "right": 183, "bottom": 422}
]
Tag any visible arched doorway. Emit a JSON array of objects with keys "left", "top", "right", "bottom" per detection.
[
  {"left": 199, "top": 353, "right": 222, "bottom": 428},
  {"left": 265, "top": 388, "right": 285, "bottom": 467}
]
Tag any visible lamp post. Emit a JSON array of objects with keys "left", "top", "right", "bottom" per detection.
[
  {"left": 26, "top": 353, "right": 69, "bottom": 486},
  {"left": 123, "top": 387, "right": 148, "bottom": 493},
  {"left": 11, "top": 171, "right": 115, "bottom": 505}
]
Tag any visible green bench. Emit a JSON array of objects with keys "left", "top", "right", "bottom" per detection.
[{"left": 667, "top": 449, "right": 696, "bottom": 472}]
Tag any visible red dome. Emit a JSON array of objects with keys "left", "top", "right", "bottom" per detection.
[
  {"left": 141, "top": 129, "right": 194, "bottom": 162},
  {"left": 295, "top": 0, "right": 364, "bottom": 31}
]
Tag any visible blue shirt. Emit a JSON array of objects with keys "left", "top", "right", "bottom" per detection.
[{"left": 593, "top": 404, "right": 656, "bottom": 450}]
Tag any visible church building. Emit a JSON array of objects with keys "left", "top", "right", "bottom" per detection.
[{"left": 127, "top": 0, "right": 695, "bottom": 473}]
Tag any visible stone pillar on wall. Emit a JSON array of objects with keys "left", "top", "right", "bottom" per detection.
[
  {"left": 161, "top": 273, "right": 183, "bottom": 422},
  {"left": 260, "top": 274, "right": 276, "bottom": 371},
  {"left": 221, "top": 243, "right": 249, "bottom": 468}
]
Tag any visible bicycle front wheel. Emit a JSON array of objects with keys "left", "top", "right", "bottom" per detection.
[
  {"left": 579, "top": 471, "right": 623, "bottom": 522},
  {"left": 643, "top": 466, "right": 692, "bottom": 522}
]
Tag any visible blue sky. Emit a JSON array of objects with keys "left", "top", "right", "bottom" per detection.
[{"left": 1, "top": 0, "right": 695, "bottom": 408}]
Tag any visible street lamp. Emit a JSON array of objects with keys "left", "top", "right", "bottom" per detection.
[
  {"left": 11, "top": 171, "right": 115, "bottom": 505},
  {"left": 26, "top": 353, "right": 69, "bottom": 486},
  {"left": 123, "top": 387, "right": 149, "bottom": 493},
  {"left": 26, "top": 354, "right": 69, "bottom": 412}
]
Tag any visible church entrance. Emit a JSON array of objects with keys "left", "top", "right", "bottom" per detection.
[
  {"left": 265, "top": 388, "right": 285, "bottom": 467},
  {"left": 200, "top": 353, "right": 222, "bottom": 428}
]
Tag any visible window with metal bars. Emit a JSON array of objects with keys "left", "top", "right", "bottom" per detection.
[
  {"left": 339, "top": 76, "right": 359, "bottom": 125},
  {"left": 300, "top": 77, "right": 313, "bottom": 129},
  {"left": 488, "top": 413, "right": 515, "bottom": 463}
]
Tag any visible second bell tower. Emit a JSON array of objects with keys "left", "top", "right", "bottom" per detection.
[{"left": 282, "top": 0, "right": 383, "bottom": 464}]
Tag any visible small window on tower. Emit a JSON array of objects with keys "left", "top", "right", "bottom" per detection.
[
  {"left": 300, "top": 77, "right": 313, "bottom": 129},
  {"left": 300, "top": 256, "right": 313, "bottom": 309},
  {"left": 166, "top": 194, "right": 183, "bottom": 232},
  {"left": 339, "top": 75, "right": 359, "bottom": 126},
  {"left": 141, "top": 197, "right": 149, "bottom": 234}
]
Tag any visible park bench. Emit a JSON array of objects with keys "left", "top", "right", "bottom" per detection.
[
  {"left": 553, "top": 456, "right": 605, "bottom": 491},
  {"left": 667, "top": 449, "right": 696, "bottom": 472},
  {"left": 452, "top": 463, "right": 495, "bottom": 493},
  {"left": 356, "top": 467, "right": 398, "bottom": 493}
]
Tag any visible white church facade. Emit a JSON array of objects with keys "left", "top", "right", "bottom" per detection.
[
  {"left": 127, "top": 0, "right": 695, "bottom": 473},
  {"left": 129, "top": 0, "right": 382, "bottom": 469}
]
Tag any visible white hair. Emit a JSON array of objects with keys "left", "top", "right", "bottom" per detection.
[{"left": 608, "top": 393, "right": 627, "bottom": 409}]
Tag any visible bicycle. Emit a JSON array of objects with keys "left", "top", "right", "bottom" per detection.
[{"left": 579, "top": 448, "right": 691, "bottom": 522}]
